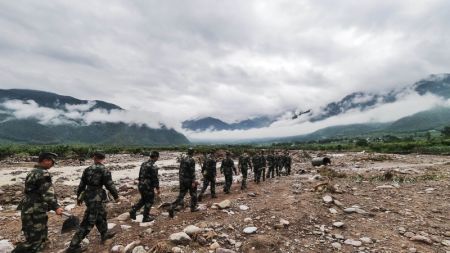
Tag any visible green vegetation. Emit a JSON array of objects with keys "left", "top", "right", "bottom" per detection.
[{"left": 1, "top": 126, "right": 450, "bottom": 160}]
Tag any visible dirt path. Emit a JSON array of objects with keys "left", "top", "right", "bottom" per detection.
[{"left": 0, "top": 151, "right": 449, "bottom": 253}]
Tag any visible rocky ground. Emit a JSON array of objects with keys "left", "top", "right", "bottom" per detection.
[{"left": 0, "top": 151, "right": 449, "bottom": 253}]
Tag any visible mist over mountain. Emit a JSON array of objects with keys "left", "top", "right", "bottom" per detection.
[
  {"left": 0, "top": 89, "right": 189, "bottom": 145},
  {"left": 184, "top": 74, "right": 450, "bottom": 135}
]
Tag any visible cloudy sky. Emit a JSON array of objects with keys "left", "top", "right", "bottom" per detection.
[{"left": 0, "top": 1, "right": 449, "bottom": 140}]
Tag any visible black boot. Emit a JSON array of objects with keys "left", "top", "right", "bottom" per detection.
[
  {"left": 66, "top": 246, "right": 86, "bottom": 253},
  {"left": 129, "top": 210, "right": 137, "bottom": 220},
  {"left": 211, "top": 194, "right": 217, "bottom": 198},
  {"left": 168, "top": 207, "right": 175, "bottom": 218},
  {"left": 142, "top": 216, "right": 154, "bottom": 223},
  {"left": 191, "top": 206, "right": 200, "bottom": 212},
  {"left": 101, "top": 231, "right": 116, "bottom": 244}
]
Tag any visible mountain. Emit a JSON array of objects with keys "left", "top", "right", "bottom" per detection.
[
  {"left": 182, "top": 116, "right": 275, "bottom": 131},
  {"left": 310, "top": 74, "right": 450, "bottom": 122},
  {"left": 280, "top": 106, "right": 450, "bottom": 142},
  {"left": 0, "top": 89, "right": 121, "bottom": 111},
  {"left": 184, "top": 74, "right": 450, "bottom": 132},
  {"left": 0, "top": 89, "right": 189, "bottom": 145}
]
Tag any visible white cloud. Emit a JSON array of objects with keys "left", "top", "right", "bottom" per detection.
[
  {"left": 185, "top": 92, "right": 448, "bottom": 142},
  {"left": 0, "top": 0, "right": 449, "bottom": 130}
]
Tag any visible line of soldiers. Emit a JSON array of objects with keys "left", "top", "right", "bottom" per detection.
[{"left": 13, "top": 149, "right": 292, "bottom": 253}]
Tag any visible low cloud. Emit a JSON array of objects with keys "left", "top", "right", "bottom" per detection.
[
  {"left": 185, "top": 92, "right": 449, "bottom": 142},
  {"left": 0, "top": 99, "right": 178, "bottom": 130}
]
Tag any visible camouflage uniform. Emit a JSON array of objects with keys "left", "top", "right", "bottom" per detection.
[
  {"left": 251, "top": 155, "right": 259, "bottom": 183},
  {"left": 13, "top": 166, "right": 60, "bottom": 253},
  {"left": 258, "top": 153, "right": 267, "bottom": 182},
  {"left": 130, "top": 159, "right": 159, "bottom": 221},
  {"left": 238, "top": 154, "right": 252, "bottom": 190},
  {"left": 284, "top": 153, "right": 292, "bottom": 175},
  {"left": 199, "top": 154, "right": 217, "bottom": 200},
  {"left": 68, "top": 163, "right": 118, "bottom": 251},
  {"left": 171, "top": 154, "right": 198, "bottom": 212},
  {"left": 221, "top": 156, "right": 237, "bottom": 193},
  {"left": 266, "top": 153, "right": 276, "bottom": 178},
  {"left": 275, "top": 154, "right": 283, "bottom": 177}
]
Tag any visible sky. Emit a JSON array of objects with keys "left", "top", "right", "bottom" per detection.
[{"left": 0, "top": 1, "right": 449, "bottom": 140}]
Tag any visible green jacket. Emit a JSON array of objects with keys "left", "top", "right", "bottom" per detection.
[
  {"left": 77, "top": 163, "right": 119, "bottom": 204},
  {"left": 21, "top": 166, "right": 60, "bottom": 214}
]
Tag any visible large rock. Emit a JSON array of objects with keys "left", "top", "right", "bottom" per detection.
[
  {"left": 333, "top": 222, "right": 345, "bottom": 228},
  {"left": 210, "top": 242, "right": 221, "bottom": 250},
  {"left": 323, "top": 195, "right": 333, "bottom": 204},
  {"left": 344, "top": 239, "right": 362, "bottom": 247},
  {"left": 117, "top": 212, "right": 130, "bottom": 221},
  {"left": 183, "top": 225, "right": 203, "bottom": 235},
  {"left": 215, "top": 200, "right": 232, "bottom": 209},
  {"left": 410, "top": 235, "right": 432, "bottom": 245},
  {"left": 0, "top": 240, "right": 13, "bottom": 253},
  {"left": 132, "top": 246, "right": 147, "bottom": 253},
  {"left": 239, "top": 205, "right": 249, "bottom": 211},
  {"left": 216, "top": 248, "right": 237, "bottom": 253},
  {"left": 111, "top": 245, "right": 124, "bottom": 253},
  {"left": 124, "top": 240, "right": 141, "bottom": 253},
  {"left": 169, "top": 232, "right": 192, "bottom": 245},
  {"left": 172, "top": 247, "right": 183, "bottom": 253},
  {"left": 243, "top": 227, "right": 258, "bottom": 234}
]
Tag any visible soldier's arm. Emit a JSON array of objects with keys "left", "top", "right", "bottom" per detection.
[
  {"left": 103, "top": 170, "right": 119, "bottom": 200},
  {"left": 220, "top": 160, "right": 224, "bottom": 174},
  {"left": 150, "top": 165, "right": 160, "bottom": 190},
  {"left": 190, "top": 159, "right": 196, "bottom": 181},
  {"left": 77, "top": 169, "right": 87, "bottom": 198},
  {"left": 40, "top": 172, "right": 61, "bottom": 211}
]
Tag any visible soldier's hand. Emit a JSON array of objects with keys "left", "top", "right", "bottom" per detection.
[
  {"left": 156, "top": 188, "right": 161, "bottom": 195},
  {"left": 55, "top": 208, "right": 63, "bottom": 216},
  {"left": 77, "top": 199, "right": 83, "bottom": 206}
]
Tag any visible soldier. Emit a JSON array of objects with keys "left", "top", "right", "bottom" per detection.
[
  {"left": 13, "top": 152, "right": 63, "bottom": 253},
  {"left": 66, "top": 152, "right": 119, "bottom": 253},
  {"left": 129, "top": 151, "right": 160, "bottom": 222},
  {"left": 284, "top": 151, "right": 292, "bottom": 175},
  {"left": 169, "top": 148, "right": 199, "bottom": 218},
  {"left": 251, "top": 152, "right": 259, "bottom": 183},
  {"left": 275, "top": 152, "right": 283, "bottom": 177},
  {"left": 258, "top": 151, "right": 267, "bottom": 182},
  {"left": 238, "top": 152, "right": 252, "bottom": 190},
  {"left": 198, "top": 151, "right": 217, "bottom": 201},
  {"left": 266, "top": 150, "right": 276, "bottom": 179},
  {"left": 221, "top": 152, "right": 237, "bottom": 194}
]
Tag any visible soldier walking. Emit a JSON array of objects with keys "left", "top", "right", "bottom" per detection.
[
  {"left": 266, "top": 151, "right": 276, "bottom": 178},
  {"left": 275, "top": 152, "right": 283, "bottom": 177},
  {"left": 169, "top": 148, "right": 199, "bottom": 218},
  {"left": 251, "top": 152, "right": 259, "bottom": 183},
  {"left": 258, "top": 151, "right": 267, "bottom": 182},
  {"left": 13, "top": 153, "right": 64, "bottom": 253},
  {"left": 198, "top": 151, "right": 217, "bottom": 201},
  {"left": 284, "top": 151, "right": 292, "bottom": 175},
  {"left": 129, "top": 151, "right": 160, "bottom": 222},
  {"left": 238, "top": 152, "right": 252, "bottom": 190},
  {"left": 66, "top": 152, "right": 119, "bottom": 253},
  {"left": 221, "top": 152, "right": 237, "bottom": 194}
]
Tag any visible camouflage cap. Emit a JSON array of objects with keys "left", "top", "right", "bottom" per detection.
[
  {"left": 92, "top": 151, "right": 106, "bottom": 159},
  {"left": 150, "top": 151, "right": 160, "bottom": 158},
  {"left": 39, "top": 152, "right": 57, "bottom": 162}
]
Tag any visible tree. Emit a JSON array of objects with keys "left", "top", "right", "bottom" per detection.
[{"left": 441, "top": 126, "right": 450, "bottom": 138}]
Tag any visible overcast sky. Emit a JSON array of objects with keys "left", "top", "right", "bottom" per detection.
[{"left": 0, "top": 1, "right": 449, "bottom": 136}]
